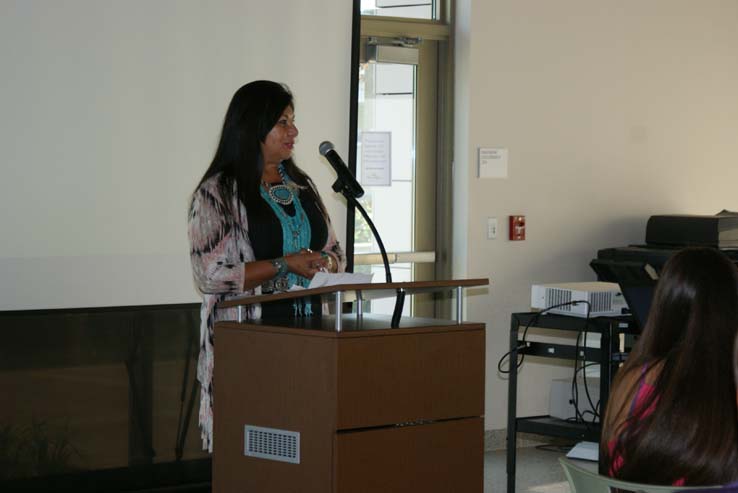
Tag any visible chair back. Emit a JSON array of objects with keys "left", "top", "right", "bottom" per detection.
[{"left": 559, "top": 457, "right": 723, "bottom": 493}]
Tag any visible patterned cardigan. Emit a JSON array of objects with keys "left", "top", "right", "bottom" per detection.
[{"left": 187, "top": 173, "right": 345, "bottom": 452}]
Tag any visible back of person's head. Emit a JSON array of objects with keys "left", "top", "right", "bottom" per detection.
[
  {"left": 642, "top": 247, "right": 738, "bottom": 359},
  {"left": 604, "top": 247, "right": 738, "bottom": 485},
  {"left": 689, "top": 333, "right": 738, "bottom": 492}
]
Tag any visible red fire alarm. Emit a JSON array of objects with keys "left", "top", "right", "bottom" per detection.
[{"left": 509, "top": 215, "right": 526, "bottom": 241}]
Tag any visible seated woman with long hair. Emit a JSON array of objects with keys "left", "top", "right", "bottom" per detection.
[{"left": 601, "top": 247, "right": 738, "bottom": 485}]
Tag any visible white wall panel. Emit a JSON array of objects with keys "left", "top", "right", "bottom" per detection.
[{"left": 0, "top": 0, "right": 353, "bottom": 309}]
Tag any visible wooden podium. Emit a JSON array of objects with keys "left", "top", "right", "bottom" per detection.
[{"left": 213, "top": 279, "right": 487, "bottom": 493}]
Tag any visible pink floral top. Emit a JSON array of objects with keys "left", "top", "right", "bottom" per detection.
[{"left": 187, "top": 173, "right": 344, "bottom": 452}]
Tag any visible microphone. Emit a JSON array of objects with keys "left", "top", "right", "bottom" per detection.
[
  {"left": 319, "top": 141, "right": 364, "bottom": 199},
  {"left": 319, "top": 142, "right": 398, "bottom": 318}
]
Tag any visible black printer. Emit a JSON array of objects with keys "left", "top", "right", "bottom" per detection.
[
  {"left": 591, "top": 211, "right": 738, "bottom": 329},
  {"left": 592, "top": 211, "right": 738, "bottom": 283}
]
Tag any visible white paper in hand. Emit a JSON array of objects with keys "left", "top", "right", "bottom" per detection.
[{"left": 308, "top": 271, "right": 373, "bottom": 289}]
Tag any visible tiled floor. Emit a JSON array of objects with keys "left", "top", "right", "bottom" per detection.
[{"left": 485, "top": 446, "right": 597, "bottom": 493}]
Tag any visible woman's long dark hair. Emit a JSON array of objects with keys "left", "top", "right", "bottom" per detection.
[
  {"left": 196, "top": 80, "right": 327, "bottom": 222},
  {"left": 602, "top": 247, "right": 738, "bottom": 485}
]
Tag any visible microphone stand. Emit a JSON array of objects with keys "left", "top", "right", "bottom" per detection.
[{"left": 332, "top": 179, "right": 405, "bottom": 328}]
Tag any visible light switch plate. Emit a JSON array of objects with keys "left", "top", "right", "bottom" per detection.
[{"left": 487, "top": 217, "right": 498, "bottom": 239}]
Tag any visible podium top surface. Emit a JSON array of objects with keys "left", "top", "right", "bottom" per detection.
[{"left": 218, "top": 278, "right": 489, "bottom": 309}]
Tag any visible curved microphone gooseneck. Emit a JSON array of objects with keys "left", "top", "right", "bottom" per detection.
[{"left": 319, "top": 141, "right": 404, "bottom": 327}]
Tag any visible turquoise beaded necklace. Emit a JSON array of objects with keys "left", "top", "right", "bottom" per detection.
[{"left": 259, "top": 163, "right": 312, "bottom": 316}]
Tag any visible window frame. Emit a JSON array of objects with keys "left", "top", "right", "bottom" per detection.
[{"left": 347, "top": 1, "right": 454, "bottom": 311}]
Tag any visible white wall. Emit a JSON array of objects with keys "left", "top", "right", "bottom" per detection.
[
  {"left": 455, "top": 0, "right": 738, "bottom": 429},
  {"left": 0, "top": 0, "right": 353, "bottom": 310}
]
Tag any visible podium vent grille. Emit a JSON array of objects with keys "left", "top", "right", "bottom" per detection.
[{"left": 244, "top": 425, "right": 300, "bottom": 464}]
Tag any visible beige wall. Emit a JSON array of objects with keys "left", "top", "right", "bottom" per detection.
[{"left": 454, "top": 0, "right": 738, "bottom": 429}]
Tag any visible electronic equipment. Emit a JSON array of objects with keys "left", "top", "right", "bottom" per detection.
[
  {"left": 531, "top": 282, "right": 627, "bottom": 317},
  {"left": 549, "top": 377, "right": 600, "bottom": 422},
  {"left": 593, "top": 212, "right": 738, "bottom": 285},
  {"left": 617, "top": 283, "right": 655, "bottom": 331},
  {"left": 591, "top": 212, "right": 738, "bottom": 330},
  {"left": 646, "top": 212, "right": 738, "bottom": 248}
]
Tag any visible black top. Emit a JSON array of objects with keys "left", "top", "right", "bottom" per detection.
[
  {"left": 248, "top": 194, "right": 328, "bottom": 260},
  {"left": 247, "top": 189, "right": 328, "bottom": 320}
]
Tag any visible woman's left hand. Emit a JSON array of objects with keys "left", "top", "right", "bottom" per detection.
[{"left": 284, "top": 249, "right": 327, "bottom": 279}]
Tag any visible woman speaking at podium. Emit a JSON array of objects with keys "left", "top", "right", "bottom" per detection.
[{"left": 187, "top": 80, "right": 345, "bottom": 451}]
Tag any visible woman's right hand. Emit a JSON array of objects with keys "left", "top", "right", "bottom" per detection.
[{"left": 284, "top": 250, "right": 327, "bottom": 279}]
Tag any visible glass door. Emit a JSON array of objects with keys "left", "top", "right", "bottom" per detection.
[{"left": 354, "top": 35, "right": 438, "bottom": 316}]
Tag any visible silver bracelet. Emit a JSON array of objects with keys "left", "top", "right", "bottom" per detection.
[
  {"left": 270, "top": 257, "right": 288, "bottom": 278},
  {"left": 262, "top": 276, "right": 290, "bottom": 293}
]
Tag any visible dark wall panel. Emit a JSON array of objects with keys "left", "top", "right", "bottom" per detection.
[{"left": 0, "top": 304, "right": 211, "bottom": 491}]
